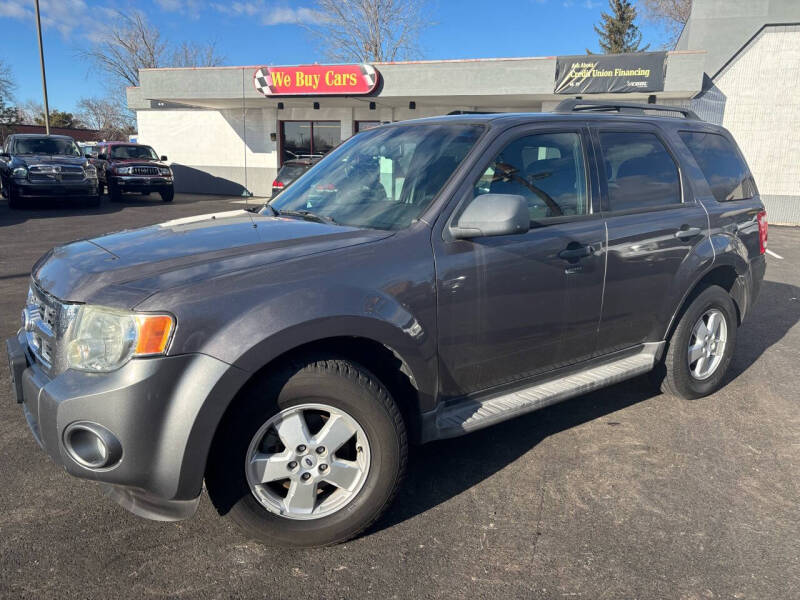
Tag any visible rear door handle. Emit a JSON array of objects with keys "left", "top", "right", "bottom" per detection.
[
  {"left": 675, "top": 226, "right": 702, "bottom": 239},
  {"left": 558, "top": 245, "right": 595, "bottom": 260}
]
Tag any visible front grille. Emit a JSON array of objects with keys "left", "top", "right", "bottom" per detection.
[
  {"left": 24, "top": 281, "right": 78, "bottom": 375},
  {"left": 28, "top": 165, "right": 85, "bottom": 183},
  {"left": 131, "top": 166, "right": 159, "bottom": 176}
]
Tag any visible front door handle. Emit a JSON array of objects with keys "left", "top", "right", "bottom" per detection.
[
  {"left": 558, "top": 245, "right": 595, "bottom": 260},
  {"left": 675, "top": 226, "right": 702, "bottom": 239}
]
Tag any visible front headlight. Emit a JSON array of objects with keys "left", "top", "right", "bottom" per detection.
[
  {"left": 12, "top": 166, "right": 28, "bottom": 178},
  {"left": 159, "top": 167, "right": 171, "bottom": 176},
  {"left": 84, "top": 165, "right": 97, "bottom": 179},
  {"left": 116, "top": 166, "right": 133, "bottom": 175},
  {"left": 66, "top": 306, "right": 174, "bottom": 372}
]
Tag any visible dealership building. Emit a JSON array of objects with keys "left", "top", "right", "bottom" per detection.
[{"left": 127, "top": 0, "right": 800, "bottom": 224}]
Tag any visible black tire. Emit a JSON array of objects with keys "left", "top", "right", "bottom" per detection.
[
  {"left": 652, "top": 285, "right": 738, "bottom": 399},
  {"left": 107, "top": 179, "right": 122, "bottom": 202},
  {"left": 205, "top": 356, "right": 407, "bottom": 548},
  {"left": 7, "top": 183, "right": 20, "bottom": 209},
  {"left": 160, "top": 187, "right": 174, "bottom": 202},
  {"left": 86, "top": 194, "right": 101, "bottom": 208}
]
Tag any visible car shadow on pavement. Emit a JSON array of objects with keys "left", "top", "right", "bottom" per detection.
[
  {"left": 727, "top": 280, "right": 800, "bottom": 380},
  {"left": 368, "top": 279, "right": 799, "bottom": 537},
  {"left": 0, "top": 197, "right": 125, "bottom": 227}
]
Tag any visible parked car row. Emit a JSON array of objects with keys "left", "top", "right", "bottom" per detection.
[{"left": 0, "top": 133, "right": 174, "bottom": 209}]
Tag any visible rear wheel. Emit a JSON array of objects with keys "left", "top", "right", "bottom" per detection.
[
  {"left": 652, "top": 285, "right": 738, "bottom": 399},
  {"left": 206, "top": 357, "right": 407, "bottom": 547}
]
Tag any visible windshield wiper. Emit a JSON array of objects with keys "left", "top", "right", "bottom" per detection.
[{"left": 275, "top": 208, "right": 338, "bottom": 225}]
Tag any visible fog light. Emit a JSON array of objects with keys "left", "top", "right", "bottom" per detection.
[{"left": 63, "top": 422, "right": 122, "bottom": 469}]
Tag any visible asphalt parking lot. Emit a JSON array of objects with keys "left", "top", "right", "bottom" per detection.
[{"left": 1, "top": 194, "right": 798, "bottom": 599}]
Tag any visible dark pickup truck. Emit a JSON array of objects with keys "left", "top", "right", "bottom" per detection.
[
  {"left": 90, "top": 141, "right": 174, "bottom": 203},
  {"left": 0, "top": 134, "right": 100, "bottom": 208},
  {"left": 5, "top": 101, "right": 767, "bottom": 548}
]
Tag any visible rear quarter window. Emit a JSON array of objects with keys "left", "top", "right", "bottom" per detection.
[{"left": 678, "top": 131, "right": 757, "bottom": 202}]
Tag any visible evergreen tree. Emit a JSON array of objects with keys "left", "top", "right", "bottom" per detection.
[{"left": 588, "top": 0, "right": 650, "bottom": 54}]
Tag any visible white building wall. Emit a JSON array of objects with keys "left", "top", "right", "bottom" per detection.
[
  {"left": 137, "top": 108, "right": 278, "bottom": 196},
  {"left": 715, "top": 26, "right": 800, "bottom": 223},
  {"left": 137, "top": 103, "right": 531, "bottom": 197}
]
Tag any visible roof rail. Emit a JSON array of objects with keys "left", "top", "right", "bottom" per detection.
[{"left": 553, "top": 99, "right": 700, "bottom": 121}]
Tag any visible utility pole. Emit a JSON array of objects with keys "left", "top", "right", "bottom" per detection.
[{"left": 34, "top": 0, "right": 50, "bottom": 135}]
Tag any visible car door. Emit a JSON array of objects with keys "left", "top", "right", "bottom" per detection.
[
  {"left": 592, "top": 124, "right": 709, "bottom": 355},
  {"left": 432, "top": 123, "right": 606, "bottom": 398}
]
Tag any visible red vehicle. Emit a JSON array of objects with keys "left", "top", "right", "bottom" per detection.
[{"left": 90, "top": 142, "right": 174, "bottom": 202}]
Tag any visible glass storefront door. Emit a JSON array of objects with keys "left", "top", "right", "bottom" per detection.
[{"left": 280, "top": 121, "right": 340, "bottom": 163}]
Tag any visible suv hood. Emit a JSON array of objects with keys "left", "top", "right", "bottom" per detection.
[
  {"left": 108, "top": 157, "right": 167, "bottom": 167},
  {"left": 33, "top": 209, "right": 391, "bottom": 307},
  {"left": 17, "top": 155, "right": 86, "bottom": 167}
]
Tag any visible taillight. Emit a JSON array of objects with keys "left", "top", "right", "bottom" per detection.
[
  {"left": 272, "top": 180, "right": 284, "bottom": 189},
  {"left": 757, "top": 210, "right": 768, "bottom": 254}
]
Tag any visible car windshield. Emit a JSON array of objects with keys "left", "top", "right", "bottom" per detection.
[
  {"left": 110, "top": 145, "right": 159, "bottom": 160},
  {"left": 14, "top": 137, "right": 81, "bottom": 156},
  {"left": 263, "top": 123, "right": 484, "bottom": 230}
]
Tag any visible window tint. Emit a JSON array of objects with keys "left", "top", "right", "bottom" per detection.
[
  {"left": 599, "top": 131, "right": 681, "bottom": 211},
  {"left": 474, "top": 132, "right": 588, "bottom": 221},
  {"left": 679, "top": 131, "right": 756, "bottom": 202},
  {"left": 267, "top": 124, "right": 483, "bottom": 231}
]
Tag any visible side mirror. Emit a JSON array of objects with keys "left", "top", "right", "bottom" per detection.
[
  {"left": 97, "top": 153, "right": 107, "bottom": 161},
  {"left": 160, "top": 155, "right": 168, "bottom": 161},
  {"left": 449, "top": 194, "right": 530, "bottom": 239}
]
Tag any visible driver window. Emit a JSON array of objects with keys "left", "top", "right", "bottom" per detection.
[{"left": 473, "top": 132, "right": 588, "bottom": 221}]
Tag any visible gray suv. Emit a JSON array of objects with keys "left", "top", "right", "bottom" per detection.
[{"left": 5, "top": 101, "right": 767, "bottom": 547}]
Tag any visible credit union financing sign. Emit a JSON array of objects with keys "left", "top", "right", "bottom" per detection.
[
  {"left": 554, "top": 52, "right": 667, "bottom": 94},
  {"left": 253, "top": 64, "right": 379, "bottom": 96}
]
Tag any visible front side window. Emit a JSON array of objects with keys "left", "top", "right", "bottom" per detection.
[
  {"left": 13, "top": 137, "right": 81, "bottom": 156},
  {"left": 599, "top": 131, "right": 681, "bottom": 211},
  {"left": 679, "top": 131, "right": 756, "bottom": 202},
  {"left": 265, "top": 123, "right": 484, "bottom": 231},
  {"left": 473, "top": 131, "right": 589, "bottom": 221},
  {"left": 110, "top": 145, "right": 159, "bottom": 160}
]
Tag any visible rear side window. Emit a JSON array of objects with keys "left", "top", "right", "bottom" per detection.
[
  {"left": 474, "top": 131, "right": 589, "bottom": 221},
  {"left": 678, "top": 131, "right": 756, "bottom": 202},
  {"left": 599, "top": 131, "right": 681, "bottom": 211}
]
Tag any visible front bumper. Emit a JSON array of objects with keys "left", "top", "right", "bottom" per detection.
[
  {"left": 5, "top": 331, "right": 247, "bottom": 521},
  {"left": 109, "top": 175, "right": 173, "bottom": 193},
  {"left": 15, "top": 179, "right": 98, "bottom": 198}
]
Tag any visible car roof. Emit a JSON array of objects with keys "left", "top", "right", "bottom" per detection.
[
  {"left": 11, "top": 133, "right": 75, "bottom": 140},
  {"left": 385, "top": 110, "right": 715, "bottom": 131},
  {"left": 102, "top": 142, "right": 152, "bottom": 147}
]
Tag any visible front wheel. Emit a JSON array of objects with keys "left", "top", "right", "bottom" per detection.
[
  {"left": 7, "top": 182, "right": 20, "bottom": 209},
  {"left": 206, "top": 357, "right": 407, "bottom": 547},
  {"left": 652, "top": 285, "right": 738, "bottom": 399},
  {"left": 160, "top": 187, "right": 174, "bottom": 202}
]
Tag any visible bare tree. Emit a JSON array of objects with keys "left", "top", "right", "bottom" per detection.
[
  {"left": 307, "top": 0, "right": 431, "bottom": 63},
  {"left": 76, "top": 97, "right": 135, "bottom": 141},
  {"left": 640, "top": 0, "right": 692, "bottom": 46},
  {"left": 0, "top": 58, "right": 16, "bottom": 104},
  {"left": 80, "top": 10, "right": 224, "bottom": 88}
]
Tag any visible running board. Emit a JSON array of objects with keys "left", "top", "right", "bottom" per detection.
[{"left": 432, "top": 343, "right": 662, "bottom": 440}]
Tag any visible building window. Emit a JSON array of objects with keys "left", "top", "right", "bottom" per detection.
[
  {"left": 280, "top": 121, "right": 340, "bottom": 164},
  {"left": 355, "top": 121, "right": 381, "bottom": 133}
]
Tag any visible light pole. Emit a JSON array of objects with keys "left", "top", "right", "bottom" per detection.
[{"left": 34, "top": 0, "right": 50, "bottom": 135}]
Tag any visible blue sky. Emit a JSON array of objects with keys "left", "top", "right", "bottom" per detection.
[{"left": 0, "top": 0, "right": 670, "bottom": 114}]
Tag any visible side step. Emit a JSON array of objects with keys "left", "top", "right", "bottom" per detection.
[{"left": 433, "top": 344, "right": 661, "bottom": 439}]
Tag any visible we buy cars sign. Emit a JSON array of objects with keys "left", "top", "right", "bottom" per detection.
[{"left": 254, "top": 64, "right": 379, "bottom": 96}]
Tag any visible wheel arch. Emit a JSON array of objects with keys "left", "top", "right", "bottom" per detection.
[{"left": 664, "top": 262, "right": 744, "bottom": 343}]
